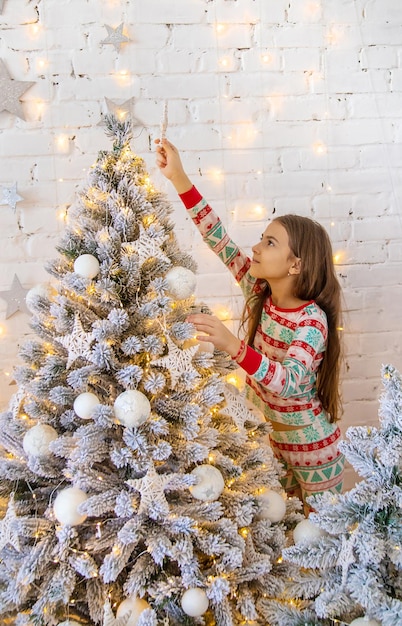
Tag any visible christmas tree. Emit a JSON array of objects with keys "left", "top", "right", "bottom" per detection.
[
  {"left": 263, "top": 364, "right": 402, "bottom": 626},
  {"left": 0, "top": 116, "right": 301, "bottom": 626}
]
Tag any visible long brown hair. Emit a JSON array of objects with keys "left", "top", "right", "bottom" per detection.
[{"left": 242, "top": 214, "right": 343, "bottom": 423}]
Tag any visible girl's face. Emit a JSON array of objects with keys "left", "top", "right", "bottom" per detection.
[{"left": 250, "top": 220, "right": 298, "bottom": 281}]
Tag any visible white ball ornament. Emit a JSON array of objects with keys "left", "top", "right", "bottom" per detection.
[
  {"left": 114, "top": 390, "right": 151, "bottom": 428},
  {"left": 165, "top": 266, "right": 197, "bottom": 300},
  {"left": 53, "top": 487, "right": 88, "bottom": 526},
  {"left": 181, "top": 588, "right": 209, "bottom": 617},
  {"left": 73, "top": 392, "right": 100, "bottom": 420},
  {"left": 74, "top": 254, "right": 100, "bottom": 279},
  {"left": 256, "top": 489, "right": 287, "bottom": 523},
  {"left": 23, "top": 423, "right": 58, "bottom": 459},
  {"left": 349, "top": 617, "right": 381, "bottom": 626},
  {"left": 189, "top": 464, "right": 225, "bottom": 502},
  {"left": 293, "top": 518, "right": 326, "bottom": 545},
  {"left": 116, "top": 596, "right": 151, "bottom": 626}
]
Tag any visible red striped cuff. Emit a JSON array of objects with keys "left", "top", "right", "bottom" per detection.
[
  {"left": 179, "top": 185, "right": 203, "bottom": 209},
  {"left": 237, "top": 345, "right": 263, "bottom": 375}
]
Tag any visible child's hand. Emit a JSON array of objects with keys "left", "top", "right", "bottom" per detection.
[
  {"left": 186, "top": 313, "right": 241, "bottom": 357},
  {"left": 154, "top": 138, "right": 192, "bottom": 193}
]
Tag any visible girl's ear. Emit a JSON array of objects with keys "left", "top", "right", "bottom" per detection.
[{"left": 289, "top": 257, "right": 302, "bottom": 275}]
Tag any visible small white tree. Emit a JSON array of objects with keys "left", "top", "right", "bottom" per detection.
[{"left": 263, "top": 364, "right": 402, "bottom": 626}]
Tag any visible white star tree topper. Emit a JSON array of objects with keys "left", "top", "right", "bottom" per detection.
[
  {"left": 151, "top": 335, "right": 200, "bottom": 389},
  {"left": 98, "top": 97, "right": 144, "bottom": 129},
  {"left": 57, "top": 313, "right": 95, "bottom": 368}
]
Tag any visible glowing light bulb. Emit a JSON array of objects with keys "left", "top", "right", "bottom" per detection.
[
  {"left": 226, "top": 374, "right": 241, "bottom": 388},
  {"left": 58, "top": 209, "right": 68, "bottom": 221},
  {"left": 261, "top": 53, "right": 272, "bottom": 64},
  {"left": 253, "top": 204, "right": 265, "bottom": 218},
  {"left": 208, "top": 168, "right": 223, "bottom": 182},
  {"left": 36, "top": 58, "right": 48, "bottom": 71},
  {"left": 216, "top": 23, "right": 226, "bottom": 34},
  {"left": 55, "top": 134, "right": 70, "bottom": 153},
  {"left": 29, "top": 23, "right": 42, "bottom": 39},
  {"left": 313, "top": 141, "right": 326, "bottom": 155}
]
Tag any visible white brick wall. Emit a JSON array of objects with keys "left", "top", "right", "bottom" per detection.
[{"left": 1, "top": 0, "right": 401, "bottom": 491}]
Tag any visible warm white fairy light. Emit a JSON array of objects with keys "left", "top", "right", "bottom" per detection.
[
  {"left": 313, "top": 141, "right": 327, "bottom": 155},
  {"left": 219, "top": 56, "right": 232, "bottom": 70},
  {"left": 333, "top": 251, "right": 344, "bottom": 264},
  {"left": 114, "top": 70, "right": 130, "bottom": 87},
  {"left": 29, "top": 23, "right": 42, "bottom": 39},
  {"left": 261, "top": 53, "right": 273, "bottom": 64},
  {"left": 35, "top": 100, "right": 45, "bottom": 117},
  {"left": 35, "top": 57, "right": 48, "bottom": 71},
  {"left": 55, "top": 134, "right": 70, "bottom": 153},
  {"left": 326, "top": 25, "right": 344, "bottom": 46}
]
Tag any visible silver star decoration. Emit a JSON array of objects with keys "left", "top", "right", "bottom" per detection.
[
  {"left": 57, "top": 313, "right": 94, "bottom": 368},
  {"left": 126, "top": 461, "right": 176, "bottom": 518},
  {"left": 1, "top": 182, "right": 23, "bottom": 211},
  {"left": 0, "top": 274, "right": 29, "bottom": 319},
  {"left": 103, "top": 600, "right": 130, "bottom": 626},
  {"left": 101, "top": 23, "right": 130, "bottom": 52},
  {"left": 125, "top": 224, "right": 171, "bottom": 267},
  {"left": 152, "top": 335, "right": 200, "bottom": 389},
  {"left": 0, "top": 494, "right": 20, "bottom": 552},
  {"left": 0, "top": 59, "right": 35, "bottom": 120},
  {"left": 98, "top": 97, "right": 143, "bottom": 127},
  {"left": 221, "top": 383, "right": 261, "bottom": 430}
]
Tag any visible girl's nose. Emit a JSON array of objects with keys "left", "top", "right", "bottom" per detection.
[{"left": 252, "top": 241, "right": 260, "bottom": 253}]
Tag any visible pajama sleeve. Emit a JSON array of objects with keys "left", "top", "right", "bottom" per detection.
[
  {"left": 238, "top": 313, "right": 327, "bottom": 398},
  {"left": 179, "top": 186, "right": 262, "bottom": 299}
]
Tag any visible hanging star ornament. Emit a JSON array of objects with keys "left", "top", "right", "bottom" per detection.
[
  {"left": 0, "top": 494, "right": 21, "bottom": 552},
  {"left": 221, "top": 383, "right": 262, "bottom": 430},
  {"left": 0, "top": 274, "right": 29, "bottom": 319},
  {"left": 152, "top": 335, "right": 200, "bottom": 389},
  {"left": 126, "top": 461, "right": 176, "bottom": 519},
  {"left": 124, "top": 224, "right": 171, "bottom": 267},
  {"left": 0, "top": 60, "right": 35, "bottom": 120},
  {"left": 1, "top": 182, "right": 23, "bottom": 211},
  {"left": 57, "top": 313, "right": 95, "bottom": 368},
  {"left": 101, "top": 23, "right": 130, "bottom": 52}
]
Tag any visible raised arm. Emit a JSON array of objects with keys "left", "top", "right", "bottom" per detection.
[{"left": 155, "top": 138, "right": 193, "bottom": 194}]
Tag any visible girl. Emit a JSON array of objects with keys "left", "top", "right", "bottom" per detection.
[{"left": 155, "top": 138, "right": 344, "bottom": 511}]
